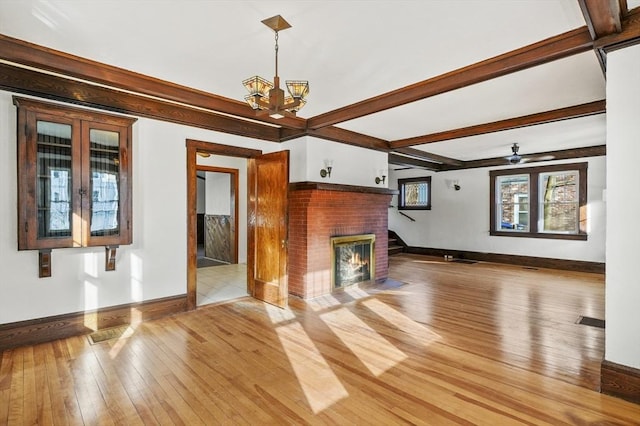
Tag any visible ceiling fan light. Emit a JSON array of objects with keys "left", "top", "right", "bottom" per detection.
[
  {"left": 508, "top": 154, "right": 522, "bottom": 164},
  {"left": 243, "top": 76, "right": 273, "bottom": 97},
  {"left": 286, "top": 80, "right": 309, "bottom": 99}
]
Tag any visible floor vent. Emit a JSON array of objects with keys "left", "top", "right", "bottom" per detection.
[
  {"left": 577, "top": 316, "right": 605, "bottom": 329},
  {"left": 452, "top": 259, "right": 477, "bottom": 264},
  {"left": 523, "top": 267, "right": 539, "bottom": 270},
  {"left": 88, "top": 325, "right": 133, "bottom": 344}
]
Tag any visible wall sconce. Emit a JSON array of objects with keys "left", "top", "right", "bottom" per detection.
[
  {"left": 446, "top": 178, "right": 461, "bottom": 191},
  {"left": 375, "top": 170, "right": 387, "bottom": 185},
  {"left": 320, "top": 159, "right": 333, "bottom": 178}
]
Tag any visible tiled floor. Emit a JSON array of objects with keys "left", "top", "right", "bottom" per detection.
[{"left": 197, "top": 263, "right": 249, "bottom": 306}]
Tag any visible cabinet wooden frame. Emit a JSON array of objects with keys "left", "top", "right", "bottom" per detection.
[{"left": 14, "top": 97, "right": 137, "bottom": 250}]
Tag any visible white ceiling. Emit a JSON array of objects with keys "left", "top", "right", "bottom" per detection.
[{"left": 0, "top": 0, "right": 610, "bottom": 162}]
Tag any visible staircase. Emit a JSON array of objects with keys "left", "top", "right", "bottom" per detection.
[{"left": 388, "top": 231, "right": 405, "bottom": 256}]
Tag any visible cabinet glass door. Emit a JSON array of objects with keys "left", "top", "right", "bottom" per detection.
[
  {"left": 36, "top": 120, "right": 73, "bottom": 240},
  {"left": 89, "top": 128, "right": 121, "bottom": 237}
]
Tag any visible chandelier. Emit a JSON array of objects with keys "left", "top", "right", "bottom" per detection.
[{"left": 242, "top": 15, "right": 309, "bottom": 119}]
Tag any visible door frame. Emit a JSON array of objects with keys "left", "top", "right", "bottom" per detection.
[{"left": 186, "top": 139, "right": 262, "bottom": 310}]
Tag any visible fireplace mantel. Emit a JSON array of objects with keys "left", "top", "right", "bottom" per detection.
[
  {"left": 288, "top": 182, "right": 395, "bottom": 299},
  {"left": 289, "top": 181, "right": 398, "bottom": 196}
]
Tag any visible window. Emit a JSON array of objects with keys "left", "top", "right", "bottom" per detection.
[
  {"left": 398, "top": 176, "right": 431, "bottom": 210},
  {"left": 14, "top": 97, "right": 137, "bottom": 251},
  {"left": 490, "top": 163, "right": 587, "bottom": 240}
]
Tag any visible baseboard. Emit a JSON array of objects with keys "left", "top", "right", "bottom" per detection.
[
  {"left": 405, "top": 247, "right": 605, "bottom": 274},
  {"left": 601, "top": 360, "right": 640, "bottom": 404},
  {"left": 0, "top": 294, "right": 188, "bottom": 351}
]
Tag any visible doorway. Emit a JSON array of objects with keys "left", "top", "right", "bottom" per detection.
[
  {"left": 186, "top": 139, "right": 290, "bottom": 311},
  {"left": 195, "top": 166, "right": 244, "bottom": 306}
]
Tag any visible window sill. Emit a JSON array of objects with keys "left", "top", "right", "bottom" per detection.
[
  {"left": 398, "top": 206, "right": 431, "bottom": 211},
  {"left": 490, "top": 231, "right": 588, "bottom": 241}
]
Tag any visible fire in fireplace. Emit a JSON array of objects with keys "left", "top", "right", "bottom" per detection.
[{"left": 331, "top": 234, "right": 376, "bottom": 289}]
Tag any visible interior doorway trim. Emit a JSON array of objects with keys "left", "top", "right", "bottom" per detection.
[{"left": 186, "top": 139, "right": 262, "bottom": 310}]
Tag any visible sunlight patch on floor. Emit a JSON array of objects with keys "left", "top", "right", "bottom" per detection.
[
  {"left": 344, "top": 286, "right": 371, "bottom": 300},
  {"left": 265, "top": 303, "right": 297, "bottom": 324},
  {"left": 307, "top": 294, "right": 342, "bottom": 311},
  {"left": 362, "top": 298, "right": 441, "bottom": 345},
  {"left": 108, "top": 325, "right": 136, "bottom": 359},
  {"left": 320, "top": 307, "right": 407, "bottom": 376},
  {"left": 276, "top": 322, "right": 348, "bottom": 413}
]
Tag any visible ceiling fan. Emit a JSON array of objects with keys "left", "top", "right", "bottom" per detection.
[
  {"left": 507, "top": 143, "right": 523, "bottom": 164},
  {"left": 506, "top": 143, "right": 557, "bottom": 165}
]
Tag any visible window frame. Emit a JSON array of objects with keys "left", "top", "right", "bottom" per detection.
[
  {"left": 489, "top": 162, "right": 588, "bottom": 240},
  {"left": 398, "top": 176, "right": 432, "bottom": 211}
]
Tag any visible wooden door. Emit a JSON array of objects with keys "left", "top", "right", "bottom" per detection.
[{"left": 248, "top": 150, "right": 289, "bottom": 308}]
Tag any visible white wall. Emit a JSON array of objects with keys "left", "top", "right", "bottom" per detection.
[
  {"left": 283, "top": 136, "right": 389, "bottom": 187},
  {"left": 196, "top": 175, "right": 205, "bottom": 214},
  {"left": 389, "top": 156, "right": 606, "bottom": 262},
  {"left": 205, "top": 172, "right": 231, "bottom": 216},
  {"left": 605, "top": 44, "right": 640, "bottom": 369}
]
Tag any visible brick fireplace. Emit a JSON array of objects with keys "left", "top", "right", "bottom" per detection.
[{"left": 288, "top": 182, "right": 396, "bottom": 299}]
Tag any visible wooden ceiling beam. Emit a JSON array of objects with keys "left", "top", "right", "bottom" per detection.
[
  {"left": 0, "top": 33, "right": 307, "bottom": 130},
  {"left": 388, "top": 153, "right": 442, "bottom": 171},
  {"left": 579, "top": 0, "right": 622, "bottom": 39},
  {"left": 393, "top": 147, "right": 462, "bottom": 166},
  {"left": 441, "top": 145, "right": 606, "bottom": 171},
  {"left": 307, "top": 27, "right": 593, "bottom": 130},
  {"left": 390, "top": 100, "right": 605, "bottom": 148},
  {"left": 0, "top": 63, "right": 282, "bottom": 142},
  {"left": 593, "top": 7, "right": 640, "bottom": 53},
  {"left": 306, "top": 127, "right": 390, "bottom": 151}
]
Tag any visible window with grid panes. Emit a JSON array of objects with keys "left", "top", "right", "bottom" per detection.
[
  {"left": 398, "top": 176, "right": 431, "bottom": 210},
  {"left": 489, "top": 163, "right": 587, "bottom": 240}
]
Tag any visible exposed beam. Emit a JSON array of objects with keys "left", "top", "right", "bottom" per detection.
[
  {"left": 393, "top": 147, "right": 463, "bottom": 166},
  {"left": 307, "top": 27, "right": 593, "bottom": 130},
  {"left": 306, "top": 127, "right": 390, "bottom": 151},
  {"left": 390, "top": 100, "right": 606, "bottom": 148},
  {"left": 441, "top": 145, "right": 606, "bottom": 171},
  {"left": 578, "top": 0, "right": 624, "bottom": 71},
  {"left": 0, "top": 63, "right": 282, "bottom": 142},
  {"left": 186, "top": 139, "right": 263, "bottom": 158},
  {"left": 0, "top": 33, "right": 307, "bottom": 130},
  {"left": 388, "top": 153, "right": 442, "bottom": 171},
  {"left": 594, "top": 6, "right": 640, "bottom": 53},
  {"left": 579, "top": 0, "right": 622, "bottom": 39}
]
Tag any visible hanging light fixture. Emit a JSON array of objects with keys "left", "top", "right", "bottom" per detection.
[{"left": 242, "top": 15, "right": 309, "bottom": 119}]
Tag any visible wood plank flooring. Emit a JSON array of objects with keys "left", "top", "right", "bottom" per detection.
[{"left": 2, "top": 254, "right": 640, "bottom": 424}]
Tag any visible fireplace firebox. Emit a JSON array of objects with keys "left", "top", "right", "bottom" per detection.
[{"left": 331, "top": 234, "right": 376, "bottom": 289}]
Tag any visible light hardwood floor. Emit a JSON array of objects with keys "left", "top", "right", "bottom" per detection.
[{"left": 2, "top": 254, "right": 640, "bottom": 424}]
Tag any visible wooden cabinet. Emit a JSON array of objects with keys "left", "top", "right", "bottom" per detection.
[{"left": 14, "top": 97, "right": 136, "bottom": 274}]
